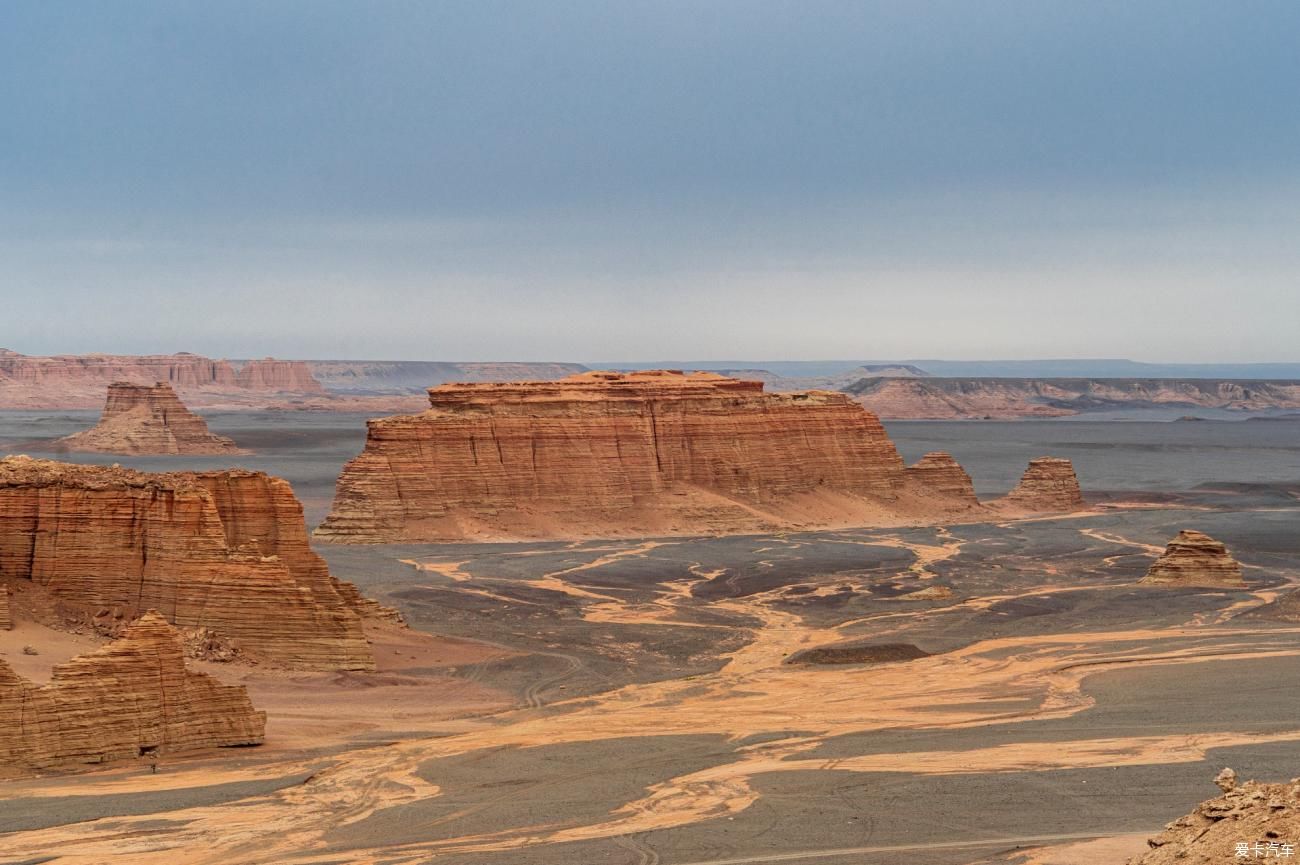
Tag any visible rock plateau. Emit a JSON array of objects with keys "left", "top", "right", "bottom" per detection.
[
  {"left": 0, "top": 456, "right": 376, "bottom": 670},
  {"left": 1140, "top": 530, "right": 1245, "bottom": 588},
  {"left": 56, "top": 382, "right": 247, "bottom": 455},
  {"left": 0, "top": 611, "right": 264, "bottom": 770}
]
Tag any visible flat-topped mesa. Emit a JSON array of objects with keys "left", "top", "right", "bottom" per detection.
[
  {"left": 0, "top": 456, "right": 376, "bottom": 670},
  {"left": 0, "top": 350, "right": 238, "bottom": 389},
  {"left": 56, "top": 382, "right": 247, "bottom": 455},
  {"left": 317, "top": 369, "right": 940, "bottom": 543},
  {"left": 999, "top": 457, "right": 1085, "bottom": 512},
  {"left": 0, "top": 612, "right": 265, "bottom": 770},
  {"left": 904, "top": 452, "right": 979, "bottom": 507},
  {"left": 236, "top": 358, "right": 326, "bottom": 392},
  {"left": 1140, "top": 530, "right": 1245, "bottom": 588}
]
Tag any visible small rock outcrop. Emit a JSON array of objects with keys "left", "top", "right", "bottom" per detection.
[
  {"left": 904, "top": 452, "right": 979, "bottom": 506},
  {"left": 56, "top": 382, "right": 247, "bottom": 455},
  {"left": 0, "top": 612, "right": 265, "bottom": 770},
  {"left": 1128, "top": 770, "right": 1300, "bottom": 864},
  {"left": 1140, "top": 530, "right": 1245, "bottom": 588},
  {"left": 0, "top": 456, "right": 376, "bottom": 670},
  {"left": 786, "top": 641, "right": 931, "bottom": 666},
  {"left": 1000, "top": 457, "right": 1084, "bottom": 512}
]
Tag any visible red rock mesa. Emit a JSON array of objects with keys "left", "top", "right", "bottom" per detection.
[
  {"left": 997, "top": 457, "right": 1085, "bottom": 512},
  {"left": 317, "top": 370, "right": 1009, "bottom": 543},
  {"left": 904, "top": 452, "right": 979, "bottom": 507},
  {"left": 0, "top": 456, "right": 376, "bottom": 670},
  {"left": 56, "top": 382, "right": 247, "bottom": 455},
  {"left": 0, "top": 612, "right": 265, "bottom": 770},
  {"left": 1140, "top": 529, "right": 1245, "bottom": 588},
  {"left": 235, "top": 358, "right": 326, "bottom": 392},
  {"left": 0, "top": 349, "right": 325, "bottom": 409}
]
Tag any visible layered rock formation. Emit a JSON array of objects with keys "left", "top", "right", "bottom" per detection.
[
  {"left": 904, "top": 452, "right": 979, "bottom": 506},
  {"left": 0, "top": 585, "right": 10, "bottom": 630},
  {"left": 843, "top": 376, "right": 1300, "bottom": 419},
  {"left": 0, "top": 350, "right": 325, "bottom": 409},
  {"left": 235, "top": 358, "right": 325, "bottom": 392},
  {"left": 998, "top": 457, "right": 1085, "bottom": 512},
  {"left": 1129, "top": 770, "right": 1300, "bottom": 864},
  {"left": 0, "top": 612, "right": 264, "bottom": 770},
  {"left": 0, "top": 456, "right": 375, "bottom": 670},
  {"left": 1140, "top": 530, "right": 1245, "bottom": 588},
  {"left": 317, "top": 370, "right": 951, "bottom": 543},
  {"left": 56, "top": 382, "right": 247, "bottom": 455}
]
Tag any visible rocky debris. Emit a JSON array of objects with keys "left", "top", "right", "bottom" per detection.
[
  {"left": 0, "top": 612, "right": 264, "bottom": 770},
  {"left": 0, "top": 456, "right": 378, "bottom": 670},
  {"left": 1128, "top": 770, "right": 1300, "bottom": 864},
  {"left": 904, "top": 452, "right": 979, "bottom": 506},
  {"left": 999, "top": 457, "right": 1085, "bottom": 512},
  {"left": 1140, "top": 530, "right": 1245, "bottom": 588},
  {"left": 0, "top": 586, "right": 9, "bottom": 630},
  {"left": 1246, "top": 587, "right": 1300, "bottom": 622},
  {"left": 785, "top": 641, "right": 931, "bottom": 666},
  {"left": 56, "top": 382, "right": 248, "bottom": 455},
  {"left": 897, "top": 585, "right": 954, "bottom": 601},
  {"left": 235, "top": 358, "right": 325, "bottom": 392},
  {"left": 21, "top": 645, "right": 38, "bottom": 656},
  {"left": 183, "top": 627, "right": 242, "bottom": 663},
  {"left": 316, "top": 370, "right": 988, "bottom": 543}
]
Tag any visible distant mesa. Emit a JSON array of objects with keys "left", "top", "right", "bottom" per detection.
[
  {"left": 1140, "top": 529, "right": 1245, "bottom": 589},
  {"left": 995, "top": 457, "right": 1085, "bottom": 513},
  {"left": 235, "top": 357, "right": 326, "bottom": 392},
  {"left": 0, "top": 456, "right": 386, "bottom": 670},
  {"left": 0, "top": 611, "right": 265, "bottom": 770},
  {"left": 56, "top": 382, "right": 248, "bottom": 455},
  {"left": 316, "top": 370, "right": 1085, "bottom": 543}
]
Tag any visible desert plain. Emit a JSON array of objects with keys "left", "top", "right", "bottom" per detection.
[{"left": 2, "top": 407, "right": 1298, "bottom": 865}]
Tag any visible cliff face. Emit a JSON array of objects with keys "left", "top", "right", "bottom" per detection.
[
  {"left": 56, "top": 382, "right": 247, "bottom": 455},
  {"left": 843, "top": 376, "right": 1300, "bottom": 418},
  {"left": 1140, "top": 530, "right": 1244, "bottom": 588},
  {"left": 317, "top": 370, "right": 924, "bottom": 542},
  {"left": 236, "top": 359, "right": 326, "bottom": 392},
  {"left": 0, "top": 350, "right": 325, "bottom": 408},
  {"left": 904, "top": 452, "right": 979, "bottom": 506},
  {"left": 998, "top": 457, "right": 1085, "bottom": 512},
  {"left": 0, "top": 612, "right": 264, "bottom": 770},
  {"left": 0, "top": 586, "right": 10, "bottom": 630},
  {"left": 0, "top": 457, "right": 375, "bottom": 670}
]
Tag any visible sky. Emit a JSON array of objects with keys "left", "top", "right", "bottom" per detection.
[{"left": 2, "top": 1, "right": 1299, "bottom": 362}]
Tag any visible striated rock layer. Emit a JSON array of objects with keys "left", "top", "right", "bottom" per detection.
[
  {"left": 56, "top": 382, "right": 247, "bottom": 455},
  {"left": 0, "top": 612, "right": 264, "bottom": 770},
  {"left": 998, "top": 457, "right": 1085, "bottom": 512},
  {"left": 1141, "top": 530, "right": 1245, "bottom": 588},
  {"left": 0, "top": 585, "right": 9, "bottom": 630},
  {"left": 316, "top": 370, "right": 960, "bottom": 543},
  {"left": 235, "top": 358, "right": 326, "bottom": 392},
  {"left": 904, "top": 452, "right": 979, "bottom": 507},
  {"left": 0, "top": 456, "right": 375, "bottom": 670}
]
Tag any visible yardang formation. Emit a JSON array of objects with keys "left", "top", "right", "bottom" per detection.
[
  {"left": 57, "top": 382, "right": 247, "bottom": 455},
  {"left": 1140, "top": 530, "right": 1245, "bottom": 588}
]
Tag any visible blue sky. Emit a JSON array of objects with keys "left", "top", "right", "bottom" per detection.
[{"left": 2, "top": 1, "right": 1298, "bottom": 360}]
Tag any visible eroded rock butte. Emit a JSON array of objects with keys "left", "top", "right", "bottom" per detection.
[
  {"left": 0, "top": 456, "right": 377, "bottom": 670},
  {"left": 997, "top": 456, "right": 1085, "bottom": 512},
  {"left": 0, "top": 611, "right": 265, "bottom": 770},
  {"left": 57, "top": 382, "right": 247, "bottom": 455},
  {"left": 316, "top": 370, "right": 1004, "bottom": 543},
  {"left": 904, "top": 451, "right": 979, "bottom": 507},
  {"left": 1140, "top": 529, "right": 1245, "bottom": 588}
]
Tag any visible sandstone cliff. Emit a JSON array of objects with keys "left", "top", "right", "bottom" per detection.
[
  {"left": 317, "top": 370, "right": 956, "bottom": 543},
  {"left": 0, "top": 456, "right": 375, "bottom": 670},
  {"left": 236, "top": 358, "right": 326, "bottom": 392},
  {"left": 0, "top": 350, "right": 325, "bottom": 409},
  {"left": 996, "top": 457, "right": 1085, "bottom": 512},
  {"left": 1129, "top": 770, "right": 1300, "bottom": 865},
  {"left": 0, "top": 586, "right": 10, "bottom": 630},
  {"left": 56, "top": 382, "right": 247, "bottom": 455},
  {"left": 1140, "top": 530, "right": 1245, "bottom": 588},
  {"left": 904, "top": 452, "right": 979, "bottom": 507},
  {"left": 0, "top": 611, "right": 264, "bottom": 770},
  {"left": 843, "top": 376, "right": 1300, "bottom": 418}
]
